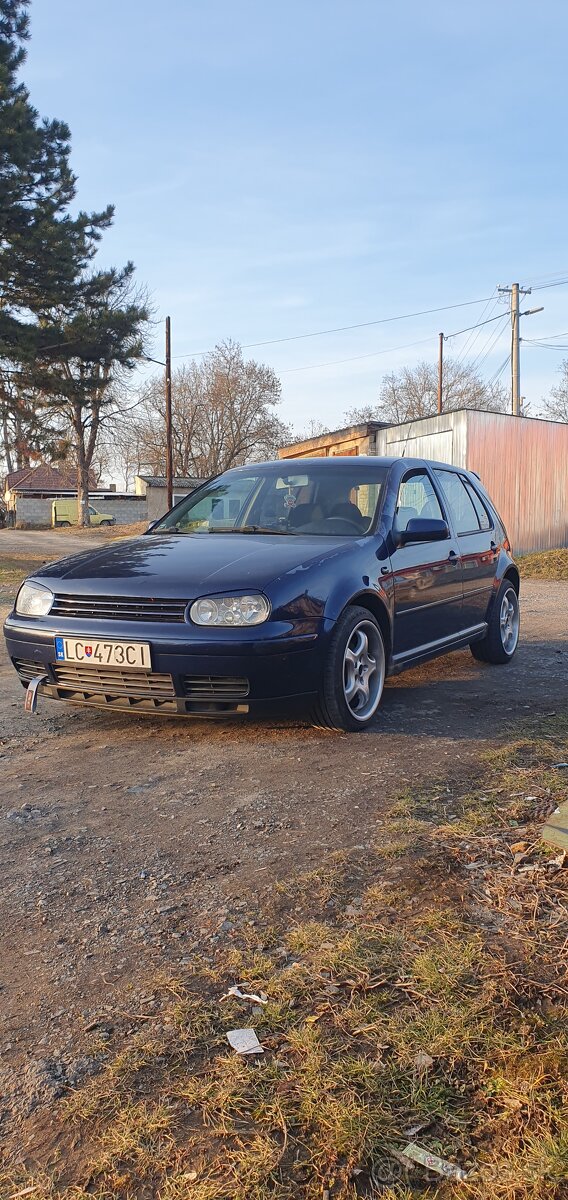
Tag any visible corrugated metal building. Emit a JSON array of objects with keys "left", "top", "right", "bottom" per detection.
[{"left": 279, "top": 409, "right": 568, "bottom": 554}]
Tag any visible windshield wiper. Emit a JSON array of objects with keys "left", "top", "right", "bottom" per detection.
[{"left": 208, "top": 525, "right": 292, "bottom": 535}]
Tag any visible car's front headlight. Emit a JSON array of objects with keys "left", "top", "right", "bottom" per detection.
[
  {"left": 15, "top": 580, "right": 55, "bottom": 617},
  {"left": 190, "top": 594, "right": 270, "bottom": 627}
]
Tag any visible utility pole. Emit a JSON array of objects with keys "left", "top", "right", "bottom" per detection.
[
  {"left": 165, "top": 316, "right": 173, "bottom": 510},
  {"left": 498, "top": 284, "right": 543, "bottom": 416},
  {"left": 511, "top": 284, "right": 521, "bottom": 416},
  {"left": 437, "top": 332, "right": 444, "bottom": 414}
]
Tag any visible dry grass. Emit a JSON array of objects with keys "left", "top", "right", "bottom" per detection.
[
  {"left": 52, "top": 520, "right": 148, "bottom": 540},
  {"left": 518, "top": 547, "right": 568, "bottom": 579},
  {"left": 1, "top": 715, "right": 567, "bottom": 1199},
  {"left": 0, "top": 554, "right": 48, "bottom": 593},
  {"left": 0, "top": 526, "right": 145, "bottom": 600}
]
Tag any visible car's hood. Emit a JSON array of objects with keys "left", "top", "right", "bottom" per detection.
[{"left": 31, "top": 532, "right": 357, "bottom": 597}]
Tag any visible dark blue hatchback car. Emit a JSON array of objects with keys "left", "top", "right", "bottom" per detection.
[{"left": 4, "top": 457, "right": 520, "bottom": 731}]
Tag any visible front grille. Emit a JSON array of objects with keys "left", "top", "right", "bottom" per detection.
[
  {"left": 52, "top": 663, "right": 175, "bottom": 701},
  {"left": 183, "top": 675, "right": 250, "bottom": 699},
  {"left": 51, "top": 595, "right": 188, "bottom": 623},
  {"left": 13, "top": 658, "right": 41, "bottom": 683},
  {"left": 12, "top": 659, "right": 249, "bottom": 716}
]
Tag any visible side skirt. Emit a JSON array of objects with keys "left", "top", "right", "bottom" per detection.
[{"left": 388, "top": 623, "right": 488, "bottom": 675}]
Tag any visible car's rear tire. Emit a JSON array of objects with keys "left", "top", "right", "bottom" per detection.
[
  {"left": 471, "top": 580, "right": 520, "bottom": 664},
  {"left": 312, "top": 605, "right": 386, "bottom": 731}
]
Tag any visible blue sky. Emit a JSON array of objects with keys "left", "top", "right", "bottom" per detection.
[{"left": 25, "top": 0, "right": 568, "bottom": 431}]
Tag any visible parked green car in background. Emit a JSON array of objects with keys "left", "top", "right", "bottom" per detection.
[{"left": 51, "top": 499, "right": 115, "bottom": 527}]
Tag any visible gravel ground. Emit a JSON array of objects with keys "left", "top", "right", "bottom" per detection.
[
  {"left": 0, "top": 579, "right": 567, "bottom": 1149},
  {"left": 0, "top": 528, "right": 118, "bottom": 556}
]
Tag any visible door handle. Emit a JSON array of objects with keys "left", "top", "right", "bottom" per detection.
[{"left": 448, "top": 550, "right": 458, "bottom": 561}]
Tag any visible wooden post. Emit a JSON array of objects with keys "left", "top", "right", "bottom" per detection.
[{"left": 165, "top": 316, "right": 173, "bottom": 509}]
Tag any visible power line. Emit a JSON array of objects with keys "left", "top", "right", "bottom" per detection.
[
  {"left": 523, "top": 330, "right": 568, "bottom": 342},
  {"left": 444, "top": 310, "right": 509, "bottom": 342},
  {"left": 531, "top": 278, "right": 568, "bottom": 292},
  {"left": 468, "top": 314, "right": 510, "bottom": 373},
  {"left": 453, "top": 293, "right": 502, "bottom": 365},
  {"left": 171, "top": 294, "right": 496, "bottom": 360},
  {"left": 278, "top": 335, "right": 434, "bottom": 374},
  {"left": 527, "top": 269, "right": 568, "bottom": 282},
  {"left": 524, "top": 341, "right": 568, "bottom": 351},
  {"left": 488, "top": 353, "right": 511, "bottom": 386},
  {"left": 526, "top": 269, "right": 568, "bottom": 285},
  {"left": 278, "top": 311, "right": 512, "bottom": 375}
]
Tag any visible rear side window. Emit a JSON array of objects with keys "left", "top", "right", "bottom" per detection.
[
  {"left": 463, "top": 480, "right": 492, "bottom": 531},
  {"left": 434, "top": 470, "right": 480, "bottom": 534}
]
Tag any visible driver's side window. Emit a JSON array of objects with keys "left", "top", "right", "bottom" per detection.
[{"left": 394, "top": 471, "right": 444, "bottom": 532}]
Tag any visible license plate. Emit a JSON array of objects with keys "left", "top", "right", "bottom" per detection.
[{"left": 54, "top": 636, "right": 151, "bottom": 670}]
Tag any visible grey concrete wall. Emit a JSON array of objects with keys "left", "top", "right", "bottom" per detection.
[
  {"left": 14, "top": 497, "right": 51, "bottom": 527},
  {"left": 14, "top": 495, "right": 148, "bottom": 527},
  {"left": 96, "top": 497, "right": 148, "bottom": 524}
]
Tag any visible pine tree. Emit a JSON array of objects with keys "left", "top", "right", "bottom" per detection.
[
  {"left": 0, "top": 0, "right": 112, "bottom": 467},
  {"left": 29, "top": 264, "right": 150, "bottom": 523}
]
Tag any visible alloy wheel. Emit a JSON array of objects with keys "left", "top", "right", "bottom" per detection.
[
  {"left": 342, "top": 620, "right": 385, "bottom": 722},
  {"left": 499, "top": 588, "right": 520, "bottom": 655}
]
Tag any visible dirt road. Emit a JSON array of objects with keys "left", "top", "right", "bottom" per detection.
[
  {"left": 1, "top": 579, "right": 567, "bottom": 1145},
  {"left": 0, "top": 528, "right": 111, "bottom": 556}
]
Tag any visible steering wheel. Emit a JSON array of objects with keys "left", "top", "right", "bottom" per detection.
[{"left": 324, "top": 515, "right": 364, "bottom": 532}]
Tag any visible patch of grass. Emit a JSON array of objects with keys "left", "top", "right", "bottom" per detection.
[
  {"left": 3, "top": 715, "right": 568, "bottom": 1199},
  {"left": 0, "top": 553, "right": 50, "bottom": 596},
  {"left": 0, "top": 526, "right": 143, "bottom": 600},
  {"left": 518, "top": 547, "right": 568, "bottom": 579}
]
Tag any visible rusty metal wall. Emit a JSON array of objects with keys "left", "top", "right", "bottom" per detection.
[{"left": 465, "top": 411, "right": 568, "bottom": 555}]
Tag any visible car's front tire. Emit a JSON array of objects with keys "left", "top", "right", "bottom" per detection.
[
  {"left": 312, "top": 605, "right": 386, "bottom": 731},
  {"left": 471, "top": 580, "right": 520, "bottom": 664}
]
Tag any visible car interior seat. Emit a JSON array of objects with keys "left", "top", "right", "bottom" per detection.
[
  {"left": 394, "top": 505, "right": 418, "bottom": 531},
  {"left": 419, "top": 498, "right": 442, "bottom": 521}
]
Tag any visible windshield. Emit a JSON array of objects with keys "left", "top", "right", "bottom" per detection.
[{"left": 152, "top": 465, "right": 388, "bottom": 536}]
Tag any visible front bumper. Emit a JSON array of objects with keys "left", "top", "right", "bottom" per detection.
[{"left": 3, "top": 613, "right": 331, "bottom": 718}]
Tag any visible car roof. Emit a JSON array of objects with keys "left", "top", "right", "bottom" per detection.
[{"left": 228, "top": 456, "right": 478, "bottom": 475}]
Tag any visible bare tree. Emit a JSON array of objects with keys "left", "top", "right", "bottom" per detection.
[
  {"left": 345, "top": 358, "right": 509, "bottom": 426},
  {"left": 109, "top": 417, "right": 150, "bottom": 490},
  {"left": 293, "top": 418, "right": 331, "bottom": 441},
  {"left": 119, "top": 340, "right": 290, "bottom": 481},
  {"left": 541, "top": 359, "right": 568, "bottom": 422}
]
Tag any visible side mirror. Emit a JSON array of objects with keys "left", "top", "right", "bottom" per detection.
[
  {"left": 145, "top": 519, "right": 160, "bottom": 533},
  {"left": 397, "top": 517, "right": 449, "bottom": 545}
]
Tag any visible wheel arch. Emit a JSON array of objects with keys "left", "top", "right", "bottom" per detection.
[
  {"left": 346, "top": 591, "right": 392, "bottom": 666},
  {"left": 502, "top": 564, "right": 520, "bottom": 595}
]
